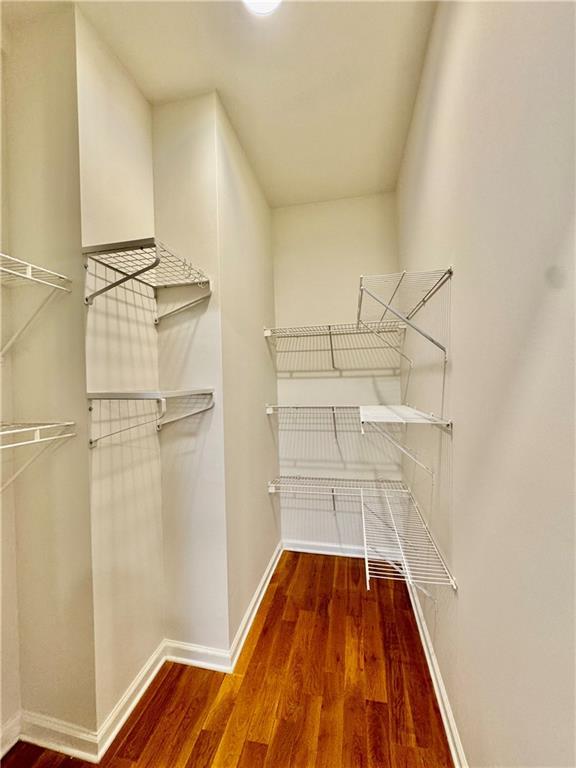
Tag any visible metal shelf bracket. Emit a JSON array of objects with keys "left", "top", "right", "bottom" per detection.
[
  {"left": 84, "top": 254, "right": 160, "bottom": 306},
  {"left": 154, "top": 290, "right": 212, "bottom": 325}
]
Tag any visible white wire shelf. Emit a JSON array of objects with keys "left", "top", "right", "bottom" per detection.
[
  {"left": 1, "top": 422, "right": 76, "bottom": 493},
  {"left": 357, "top": 268, "right": 452, "bottom": 355},
  {"left": 266, "top": 404, "right": 446, "bottom": 475},
  {"left": 359, "top": 405, "right": 451, "bottom": 428},
  {"left": 264, "top": 321, "right": 406, "bottom": 373},
  {"left": 87, "top": 390, "right": 214, "bottom": 447},
  {"left": 1, "top": 421, "right": 76, "bottom": 450},
  {"left": 268, "top": 475, "right": 455, "bottom": 591},
  {"left": 264, "top": 321, "right": 402, "bottom": 340},
  {"left": 0, "top": 253, "right": 71, "bottom": 291},
  {"left": 0, "top": 253, "right": 72, "bottom": 357},
  {"left": 83, "top": 238, "right": 210, "bottom": 321},
  {"left": 267, "top": 404, "right": 450, "bottom": 428}
]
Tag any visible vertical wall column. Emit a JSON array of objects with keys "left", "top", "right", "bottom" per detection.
[
  {"left": 153, "top": 94, "right": 231, "bottom": 652},
  {"left": 3, "top": 5, "right": 97, "bottom": 731}
]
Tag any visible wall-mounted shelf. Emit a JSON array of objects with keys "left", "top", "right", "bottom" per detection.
[
  {"left": 266, "top": 404, "right": 363, "bottom": 436},
  {"left": 0, "top": 253, "right": 72, "bottom": 357},
  {"left": 87, "top": 389, "right": 214, "bottom": 447},
  {"left": 83, "top": 238, "right": 210, "bottom": 323},
  {"left": 1, "top": 421, "right": 76, "bottom": 450},
  {"left": 357, "top": 268, "right": 452, "bottom": 356},
  {"left": 264, "top": 320, "right": 406, "bottom": 373},
  {"left": 268, "top": 475, "right": 455, "bottom": 592},
  {"left": 0, "top": 421, "right": 76, "bottom": 492},
  {"left": 266, "top": 404, "right": 447, "bottom": 474},
  {"left": 359, "top": 405, "right": 451, "bottom": 429}
]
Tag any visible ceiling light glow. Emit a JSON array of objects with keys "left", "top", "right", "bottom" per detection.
[{"left": 242, "top": 0, "right": 282, "bottom": 16}]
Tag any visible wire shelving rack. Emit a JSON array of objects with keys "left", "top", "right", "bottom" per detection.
[
  {"left": 83, "top": 238, "right": 210, "bottom": 323},
  {"left": 359, "top": 405, "right": 451, "bottom": 428},
  {"left": 268, "top": 475, "right": 455, "bottom": 591},
  {"left": 357, "top": 268, "right": 452, "bottom": 356},
  {"left": 0, "top": 253, "right": 72, "bottom": 357},
  {"left": 87, "top": 390, "right": 214, "bottom": 447},
  {"left": 266, "top": 404, "right": 446, "bottom": 475},
  {"left": 264, "top": 320, "right": 406, "bottom": 373},
  {"left": 0, "top": 421, "right": 76, "bottom": 492}
]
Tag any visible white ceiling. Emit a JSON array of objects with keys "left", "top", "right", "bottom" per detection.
[{"left": 85, "top": 2, "right": 435, "bottom": 207}]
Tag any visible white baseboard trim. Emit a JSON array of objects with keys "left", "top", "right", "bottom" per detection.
[
  {"left": 283, "top": 538, "right": 364, "bottom": 558},
  {"left": 407, "top": 584, "right": 468, "bottom": 768},
  {"left": 1, "top": 710, "right": 22, "bottom": 757},
  {"left": 164, "top": 540, "right": 283, "bottom": 674},
  {"left": 7, "top": 541, "right": 285, "bottom": 763},
  {"left": 229, "top": 540, "right": 283, "bottom": 668},
  {"left": 20, "top": 710, "right": 99, "bottom": 763},
  {"left": 96, "top": 639, "right": 166, "bottom": 760},
  {"left": 10, "top": 544, "right": 465, "bottom": 768},
  {"left": 163, "top": 639, "right": 233, "bottom": 673}
]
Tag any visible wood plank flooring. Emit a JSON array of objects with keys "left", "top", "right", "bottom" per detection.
[{"left": 4, "top": 552, "right": 453, "bottom": 767}]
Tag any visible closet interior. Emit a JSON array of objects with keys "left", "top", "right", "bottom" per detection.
[{"left": 1, "top": 2, "right": 574, "bottom": 767}]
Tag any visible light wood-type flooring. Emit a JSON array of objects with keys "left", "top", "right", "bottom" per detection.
[{"left": 4, "top": 552, "right": 453, "bottom": 767}]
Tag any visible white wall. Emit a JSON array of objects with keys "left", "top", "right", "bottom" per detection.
[
  {"left": 274, "top": 194, "right": 397, "bottom": 327},
  {"left": 272, "top": 195, "right": 400, "bottom": 550},
  {"left": 75, "top": 8, "right": 164, "bottom": 725},
  {"left": 75, "top": 8, "right": 154, "bottom": 247},
  {"left": 3, "top": 4, "right": 96, "bottom": 729},
  {"left": 216, "top": 98, "right": 279, "bottom": 641},
  {"left": 0, "top": 15, "right": 22, "bottom": 748},
  {"left": 396, "top": 4, "right": 575, "bottom": 766},
  {"left": 154, "top": 94, "right": 231, "bottom": 650}
]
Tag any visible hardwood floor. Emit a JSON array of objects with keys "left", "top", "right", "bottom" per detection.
[{"left": 4, "top": 552, "right": 453, "bottom": 767}]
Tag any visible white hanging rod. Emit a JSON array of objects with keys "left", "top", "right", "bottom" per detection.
[
  {"left": 87, "top": 390, "right": 214, "bottom": 446},
  {"left": 0, "top": 254, "right": 72, "bottom": 358},
  {"left": 1, "top": 422, "right": 76, "bottom": 492},
  {"left": 83, "top": 238, "right": 210, "bottom": 319},
  {"left": 357, "top": 268, "right": 452, "bottom": 356}
]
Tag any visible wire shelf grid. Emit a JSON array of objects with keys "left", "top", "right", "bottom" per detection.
[
  {"left": 358, "top": 268, "right": 452, "bottom": 356},
  {"left": 0, "top": 421, "right": 76, "bottom": 450},
  {"left": 359, "top": 405, "right": 451, "bottom": 428},
  {"left": 264, "top": 321, "right": 405, "bottom": 373},
  {"left": 0, "top": 253, "right": 71, "bottom": 291},
  {"left": 84, "top": 239, "right": 209, "bottom": 290},
  {"left": 359, "top": 269, "right": 451, "bottom": 322},
  {"left": 265, "top": 321, "right": 402, "bottom": 340},
  {"left": 268, "top": 475, "right": 455, "bottom": 590},
  {"left": 87, "top": 390, "right": 214, "bottom": 446}
]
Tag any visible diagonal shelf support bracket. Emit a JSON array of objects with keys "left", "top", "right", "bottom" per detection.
[
  {"left": 1, "top": 289, "right": 62, "bottom": 359},
  {"left": 88, "top": 397, "right": 166, "bottom": 448},
  {"left": 157, "top": 394, "right": 215, "bottom": 429},
  {"left": 359, "top": 285, "right": 447, "bottom": 356},
  {"left": 154, "top": 290, "right": 212, "bottom": 325},
  {"left": 84, "top": 255, "right": 160, "bottom": 306},
  {"left": 1, "top": 433, "right": 75, "bottom": 493},
  {"left": 363, "top": 421, "right": 434, "bottom": 477}
]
